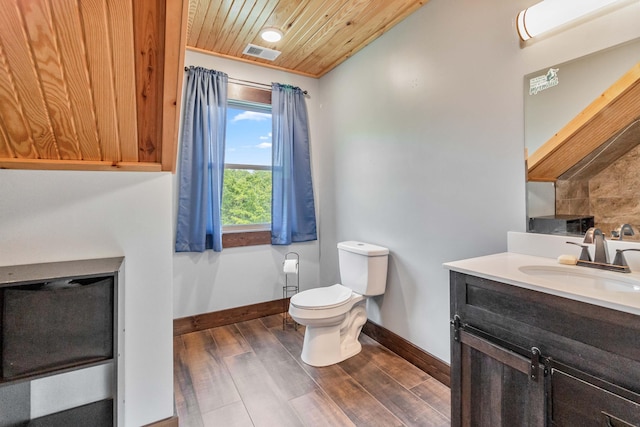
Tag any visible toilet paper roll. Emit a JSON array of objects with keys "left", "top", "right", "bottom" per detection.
[{"left": 283, "top": 259, "right": 298, "bottom": 274}]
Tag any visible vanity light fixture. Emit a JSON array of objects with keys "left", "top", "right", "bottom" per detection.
[
  {"left": 260, "top": 27, "right": 283, "bottom": 43},
  {"left": 516, "top": 0, "right": 623, "bottom": 41}
]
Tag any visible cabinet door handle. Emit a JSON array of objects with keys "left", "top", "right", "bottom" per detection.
[{"left": 602, "top": 411, "right": 635, "bottom": 427}]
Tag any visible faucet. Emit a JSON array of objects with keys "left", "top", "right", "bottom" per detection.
[
  {"left": 611, "top": 224, "right": 635, "bottom": 240},
  {"left": 583, "top": 227, "right": 609, "bottom": 264},
  {"left": 569, "top": 226, "right": 638, "bottom": 273}
]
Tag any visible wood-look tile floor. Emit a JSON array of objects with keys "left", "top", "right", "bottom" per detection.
[{"left": 174, "top": 314, "right": 451, "bottom": 427}]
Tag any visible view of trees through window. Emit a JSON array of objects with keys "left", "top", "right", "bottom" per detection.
[
  {"left": 222, "top": 169, "right": 271, "bottom": 225},
  {"left": 222, "top": 102, "right": 272, "bottom": 228}
]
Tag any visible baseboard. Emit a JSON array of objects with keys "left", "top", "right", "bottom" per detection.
[
  {"left": 143, "top": 414, "right": 179, "bottom": 427},
  {"left": 362, "top": 320, "right": 451, "bottom": 387},
  {"left": 174, "top": 298, "right": 288, "bottom": 336}
]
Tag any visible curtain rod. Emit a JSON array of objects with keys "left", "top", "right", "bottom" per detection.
[
  {"left": 229, "top": 77, "right": 271, "bottom": 90},
  {"left": 183, "top": 67, "right": 309, "bottom": 95},
  {"left": 230, "top": 77, "right": 309, "bottom": 95}
]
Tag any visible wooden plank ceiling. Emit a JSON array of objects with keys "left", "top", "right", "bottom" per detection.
[
  {"left": 0, "top": 0, "right": 187, "bottom": 172},
  {"left": 186, "top": 0, "right": 427, "bottom": 78}
]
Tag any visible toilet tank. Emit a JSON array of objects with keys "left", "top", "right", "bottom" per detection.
[{"left": 338, "top": 241, "right": 389, "bottom": 296}]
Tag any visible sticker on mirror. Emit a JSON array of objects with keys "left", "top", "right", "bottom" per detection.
[{"left": 529, "top": 68, "right": 559, "bottom": 95}]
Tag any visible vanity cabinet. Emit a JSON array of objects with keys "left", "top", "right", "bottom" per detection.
[{"left": 450, "top": 271, "right": 640, "bottom": 427}]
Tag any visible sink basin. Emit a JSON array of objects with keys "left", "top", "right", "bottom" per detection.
[{"left": 518, "top": 265, "right": 640, "bottom": 293}]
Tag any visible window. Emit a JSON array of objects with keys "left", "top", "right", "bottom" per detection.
[
  {"left": 222, "top": 98, "right": 272, "bottom": 232},
  {"left": 217, "top": 82, "right": 274, "bottom": 248},
  {"left": 177, "top": 77, "right": 314, "bottom": 250}
]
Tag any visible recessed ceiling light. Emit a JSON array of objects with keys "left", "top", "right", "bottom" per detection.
[{"left": 261, "top": 28, "right": 283, "bottom": 43}]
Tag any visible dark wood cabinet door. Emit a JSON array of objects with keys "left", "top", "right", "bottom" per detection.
[
  {"left": 450, "top": 271, "right": 640, "bottom": 427},
  {"left": 551, "top": 369, "right": 640, "bottom": 427},
  {"left": 452, "top": 330, "right": 546, "bottom": 427}
]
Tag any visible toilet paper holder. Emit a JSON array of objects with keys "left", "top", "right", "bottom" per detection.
[{"left": 283, "top": 252, "right": 299, "bottom": 330}]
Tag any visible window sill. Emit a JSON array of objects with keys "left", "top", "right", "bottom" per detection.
[{"left": 222, "top": 230, "right": 271, "bottom": 248}]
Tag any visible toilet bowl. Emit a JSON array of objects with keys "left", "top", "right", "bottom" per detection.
[
  {"left": 288, "top": 241, "right": 389, "bottom": 367},
  {"left": 289, "top": 284, "right": 367, "bottom": 366}
]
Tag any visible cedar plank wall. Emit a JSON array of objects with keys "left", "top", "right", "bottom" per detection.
[
  {"left": 0, "top": 0, "right": 187, "bottom": 172},
  {"left": 134, "top": 0, "right": 166, "bottom": 164}
]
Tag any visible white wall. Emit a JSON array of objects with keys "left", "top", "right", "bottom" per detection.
[
  {"left": 173, "top": 51, "right": 322, "bottom": 319},
  {"left": 316, "top": 0, "right": 640, "bottom": 363},
  {"left": 0, "top": 170, "right": 174, "bottom": 427}
]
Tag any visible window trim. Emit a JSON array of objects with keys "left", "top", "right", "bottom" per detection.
[
  {"left": 223, "top": 223, "right": 270, "bottom": 232},
  {"left": 225, "top": 163, "right": 271, "bottom": 171},
  {"left": 228, "top": 82, "right": 271, "bottom": 105},
  {"left": 222, "top": 230, "right": 271, "bottom": 248}
]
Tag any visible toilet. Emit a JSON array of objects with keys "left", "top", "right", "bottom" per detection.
[{"left": 289, "top": 241, "right": 389, "bottom": 367}]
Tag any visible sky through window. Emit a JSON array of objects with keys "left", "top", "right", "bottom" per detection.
[{"left": 225, "top": 107, "right": 272, "bottom": 166}]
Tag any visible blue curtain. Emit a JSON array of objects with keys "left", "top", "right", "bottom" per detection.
[
  {"left": 271, "top": 83, "right": 317, "bottom": 245},
  {"left": 175, "top": 67, "right": 227, "bottom": 252}
]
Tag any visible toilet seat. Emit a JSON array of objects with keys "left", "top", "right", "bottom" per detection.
[{"left": 290, "top": 284, "right": 352, "bottom": 310}]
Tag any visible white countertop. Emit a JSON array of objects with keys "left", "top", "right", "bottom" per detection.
[{"left": 444, "top": 252, "right": 640, "bottom": 316}]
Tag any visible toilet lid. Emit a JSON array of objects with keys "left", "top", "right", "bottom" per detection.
[{"left": 291, "top": 284, "right": 353, "bottom": 309}]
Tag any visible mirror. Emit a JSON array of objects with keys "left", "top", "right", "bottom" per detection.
[{"left": 525, "top": 38, "right": 640, "bottom": 240}]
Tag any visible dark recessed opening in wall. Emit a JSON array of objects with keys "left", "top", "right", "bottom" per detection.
[{"left": 0, "top": 276, "right": 114, "bottom": 381}]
